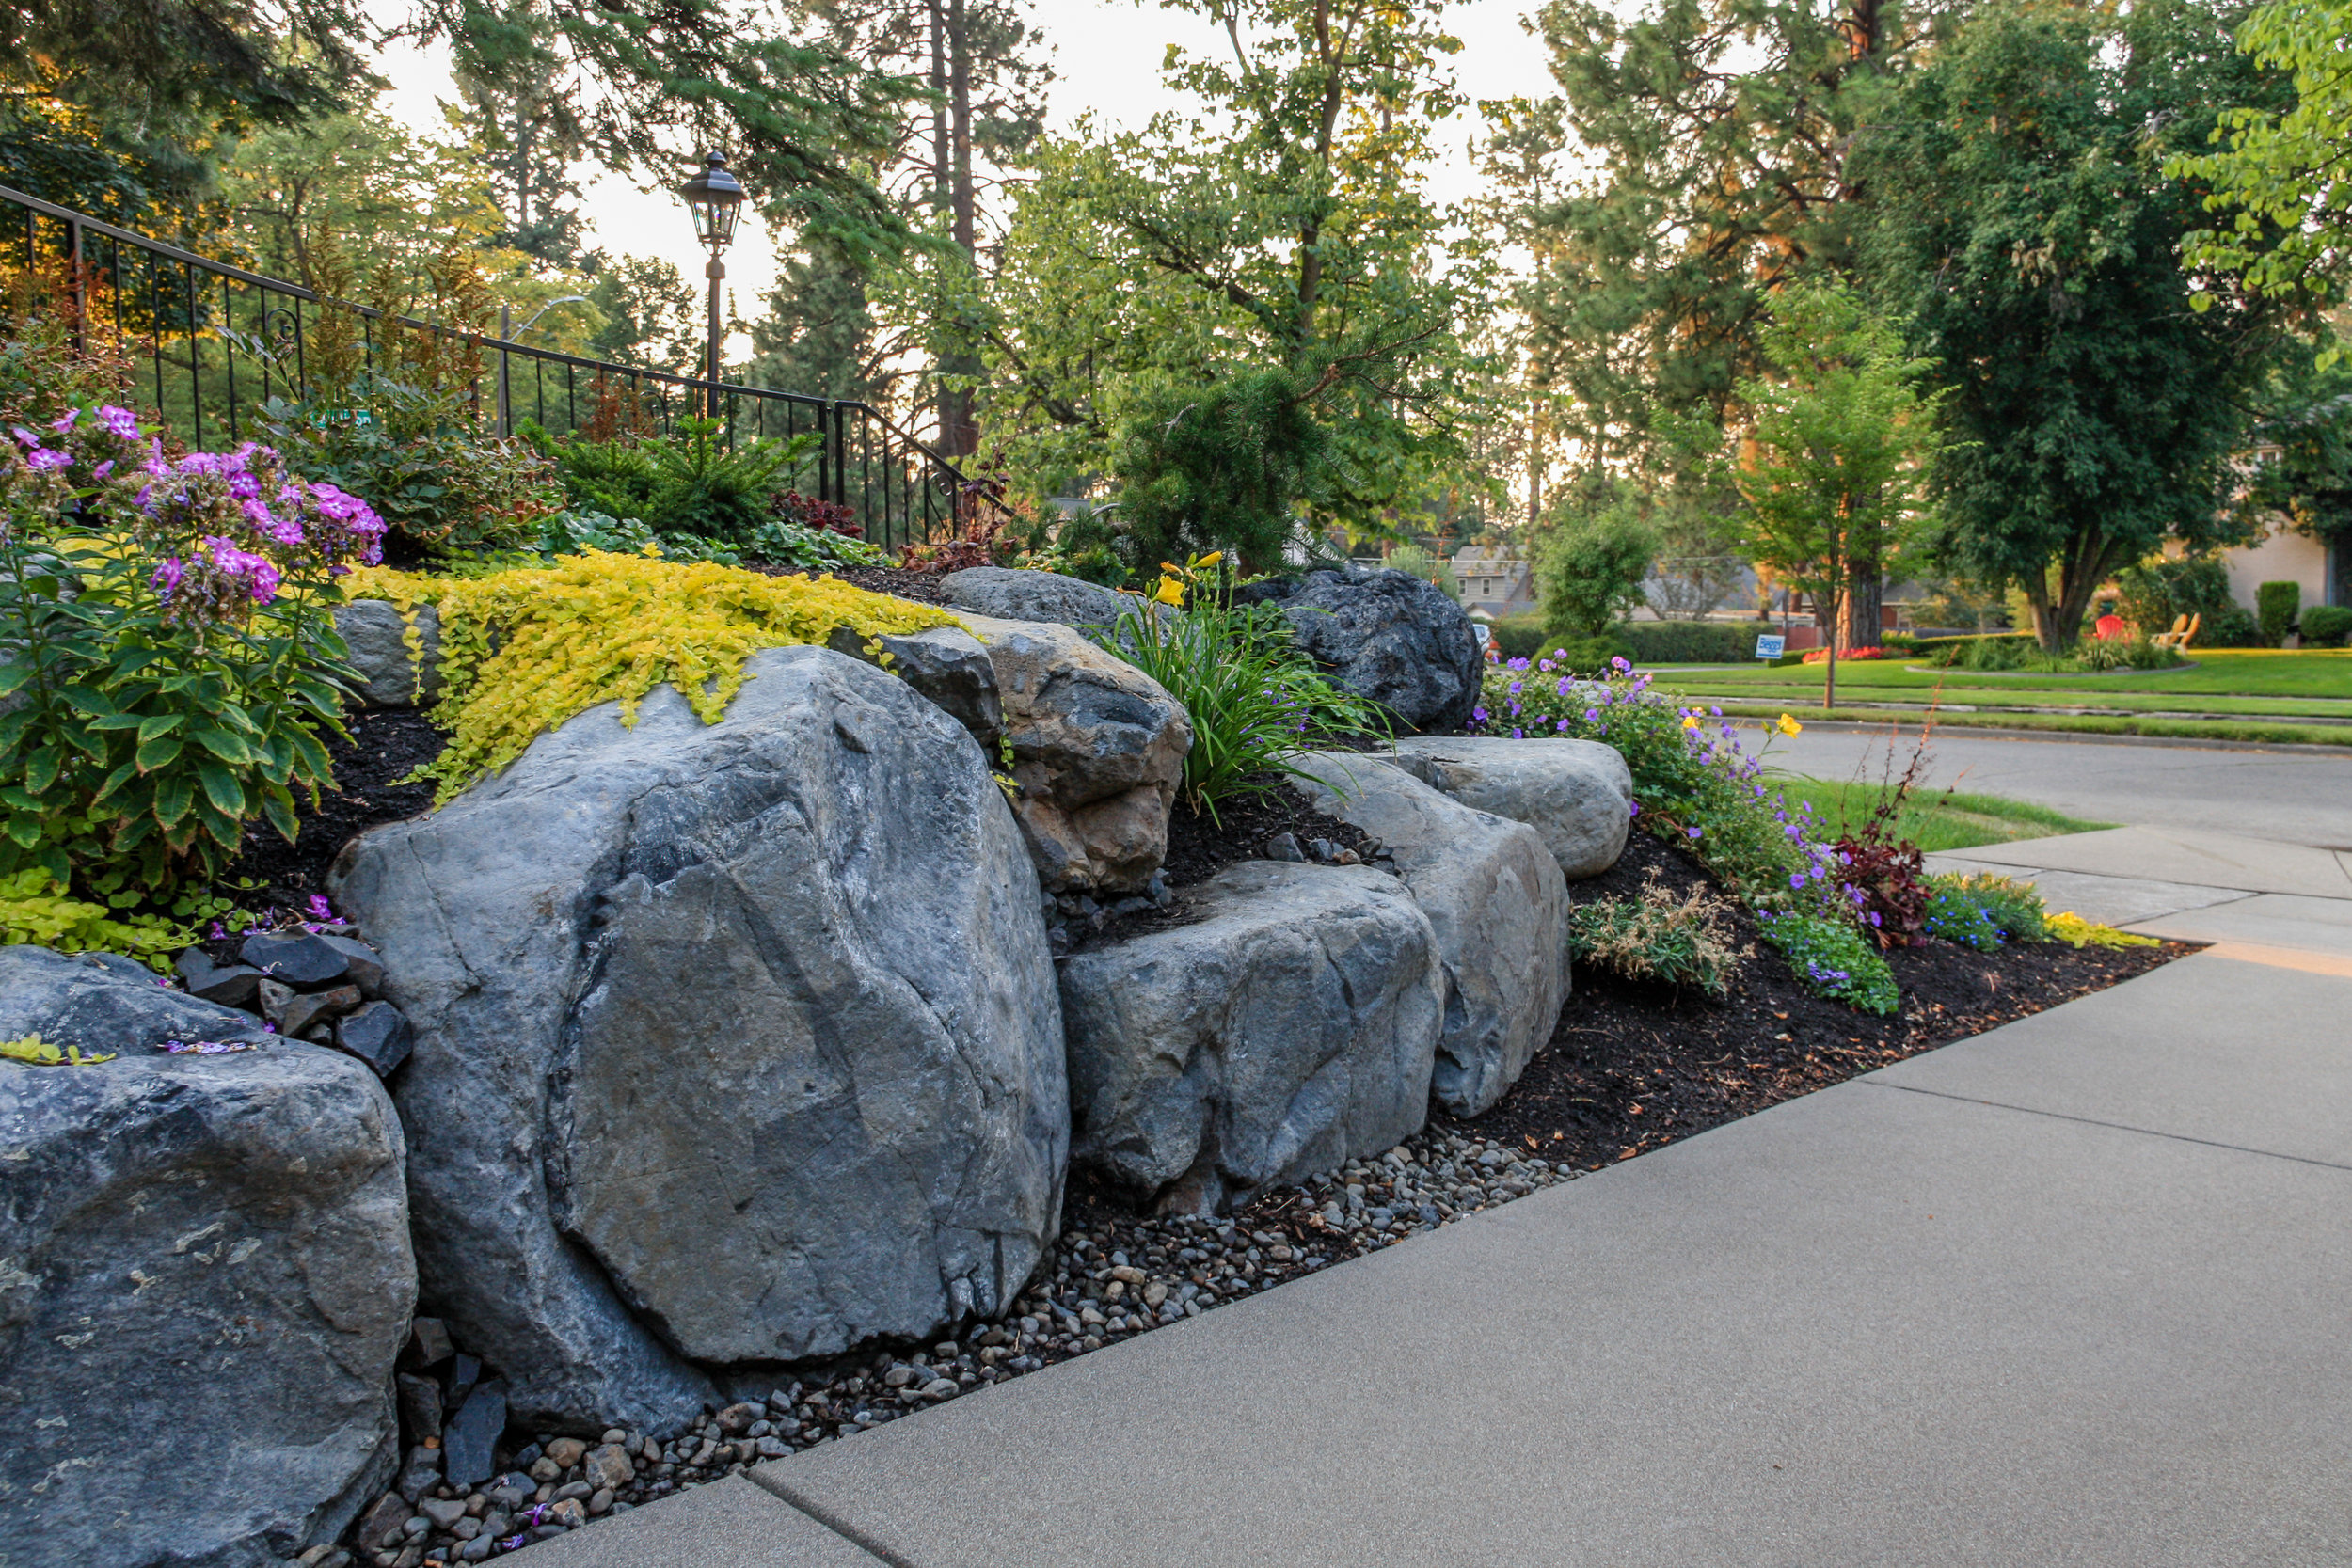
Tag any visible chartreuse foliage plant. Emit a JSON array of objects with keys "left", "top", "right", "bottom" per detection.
[
  {"left": 0, "top": 868, "right": 195, "bottom": 969},
  {"left": 1475, "top": 652, "right": 1896, "bottom": 1009},
  {"left": 345, "top": 551, "right": 960, "bottom": 800},
  {"left": 0, "top": 404, "right": 385, "bottom": 895}
]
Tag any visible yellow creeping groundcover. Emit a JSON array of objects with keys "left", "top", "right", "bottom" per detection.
[{"left": 344, "top": 550, "right": 960, "bottom": 801}]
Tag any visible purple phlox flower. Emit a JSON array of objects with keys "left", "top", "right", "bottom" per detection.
[
  {"left": 307, "top": 895, "right": 334, "bottom": 921},
  {"left": 49, "top": 408, "right": 78, "bottom": 434},
  {"left": 1610, "top": 656, "right": 1630, "bottom": 672},
  {"left": 151, "top": 558, "right": 185, "bottom": 598},
  {"left": 26, "top": 448, "right": 70, "bottom": 471},
  {"left": 227, "top": 469, "right": 262, "bottom": 500},
  {"left": 91, "top": 459, "right": 114, "bottom": 479},
  {"left": 97, "top": 404, "right": 141, "bottom": 439},
  {"left": 8, "top": 424, "right": 38, "bottom": 447},
  {"left": 203, "top": 536, "right": 281, "bottom": 603}
]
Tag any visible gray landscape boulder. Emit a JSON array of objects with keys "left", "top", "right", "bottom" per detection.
[
  {"left": 329, "top": 646, "right": 1067, "bottom": 1431},
  {"left": 1391, "top": 736, "right": 1634, "bottom": 879},
  {"left": 939, "top": 565, "right": 1137, "bottom": 630},
  {"left": 0, "top": 946, "right": 413, "bottom": 1568},
  {"left": 1234, "top": 565, "right": 1482, "bottom": 733},
  {"left": 827, "top": 622, "right": 1003, "bottom": 752},
  {"left": 1287, "top": 753, "right": 1567, "bottom": 1117},
  {"left": 335, "top": 598, "right": 442, "bottom": 708},
  {"left": 959, "top": 613, "right": 1191, "bottom": 893},
  {"left": 1058, "top": 862, "right": 1442, "bottom": 1213}
]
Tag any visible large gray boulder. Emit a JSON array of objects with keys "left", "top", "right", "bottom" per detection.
[
  {"left": 1287, "top": 754, "right": 1567, "bottom": 1118},
  {"left": 827, "top": 622, "right": 1003, "bottom": 752},
  {"left": 334, "top": 598, "right": 442, "bottom": 708},
  {"left": 1234, "top": 565, "right": 1482, "bottom": 733},
  {"left": 1391, "top": 736, "right": 1634, "bottom": 879},
  {"left": 1058, "top": 862, "right": 1442, "bottom": 1214},
  {"left": 0, "top": 947, "right": 413, "bottom": 1568},
  {"left": 960, "top": 613, "right": 1191, "bottom": 894},
  {"left": 939, "top": 565, "right": 1136, "bottom": 630},
  {"left": 329, "top": 646, "right": 1068, "bottom": 1432}
]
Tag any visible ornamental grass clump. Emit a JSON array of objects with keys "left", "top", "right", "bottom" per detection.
[
  {"left": 1097, "top": 554, "right": 1385, "bottom": 818},
  {"left": 1565, "top": 873, "right": 1749, "bottom": 998},
  {"left": 1472, "top": 650, "right": 1896, "bottom": 1008},
  {"left": 0, "top": 405, "right": 385, "bottom": 893},
  {"left": 346, "top": 550, "right": 960, "bottom": 800}
]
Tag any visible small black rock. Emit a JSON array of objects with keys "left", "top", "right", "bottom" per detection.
[
  {"left": 396, "top": 1372, "right": 444, "bottom": 1444},
  {"left": 240, "top": 930, "right": 353, "bottom": 988},
  {"left": 331, "top": 1001, "right": 414, "bottom": 1077},
  {"left": 443, "top": 1380, "right": 507, "bottom": 1491},
  {"left": 407, "top": 1316, "right": 454, "bottom": 1367},
  {"left": 172, "top": 948, "right": 263, "bottom": 1007}
]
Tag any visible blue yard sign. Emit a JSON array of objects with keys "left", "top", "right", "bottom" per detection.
[{"left": 1755, "top": 634, "right": 1787, "bottom": 660}]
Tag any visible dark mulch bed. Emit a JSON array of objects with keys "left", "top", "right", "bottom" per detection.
[
  {"left": 760, "top": 562, "right": 951, "bottom": 604},
  {"left": 225, "top": 707, "right": 448, "bottom": 907},
  {"left": 1436, "top": 829, "right": 2191, "bottom": 1167}
]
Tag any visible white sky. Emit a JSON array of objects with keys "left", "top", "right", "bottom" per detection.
[{"left": 372, "top": 0, "right": 1561, "bottom": 356}]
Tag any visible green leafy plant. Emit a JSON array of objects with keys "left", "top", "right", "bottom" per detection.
[
  {"left": 0, "top": 1034, "right": 114, "bottom": 1066},
  {"left": 1754, "top": 908, "right": 1899, "bottom": 1014},
  {"left": 528, "top": 420, "right": 821, "bottom": 552},
  {"left": 263, "top": 385, "right": 562, "bottom": 559},
  {"left": 0, "top": 404, "right": 384, "bottom": 893},
  {"left": 1536, "top": 499, "right": 1656, "bottom": 641},
  {"left": 1565, "top": 872, "right": 1749, "bottom": 997},
  {"left": 1098, "top": 556, "right": 1384, "bottom": 818},
  {"left": 0, "top": 868, "right": 193, "bottom": 969}
]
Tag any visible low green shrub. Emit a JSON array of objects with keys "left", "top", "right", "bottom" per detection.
[
  {"left": 1489, "top": 613, "right": 1549, "bottom": 661},
  {"left": 1625, "top": 620, "right": 1753, "bottom": 664},
  {"left": 2076, "top": 634, "right": 2182, "bottom": 672},
  {"left": 527, "top": 419, "right": 822, "bottom": 552},
  {"left": 1565, "top": 873, "right": 1748, "bottom": 997},
  {"left": 1922, "top": 870, "right": 2048, "bottom": 949},
  {"left": 2257, "top": 580, "right": 2301, "bottom": 646},
  {"left": 1754, "top": 908, "right": 1899, "bottom": 1013},
  {"left": 1100, "top": 560, "right": 1384, "bottom": 818},
  {"left": 2298, "top": 604, "right": 2352, "bottom": 646},
  {"left": 0, "top": 404, "right": 383, "bottom": 893},
  {"left": 264, "top": 387, "right": 560, "bottom": 559}
]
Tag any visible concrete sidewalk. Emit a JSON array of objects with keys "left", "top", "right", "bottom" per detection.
[{"left": 531, "top": 831, "right": 2352, "bottom": 1568}]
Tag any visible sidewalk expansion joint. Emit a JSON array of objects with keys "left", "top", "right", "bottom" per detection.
[
  {"left": 748, "top": 1467, "right": 923, "bottom": 1568},
  {"left": 1863, "top": 1080, "right": 2352, "bottom": 1174}
]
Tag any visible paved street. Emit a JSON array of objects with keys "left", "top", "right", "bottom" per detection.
[
  {"left": 530, "top": 755, "right": 2352, "bottom": 1568},
  {"left": 1760, "top": 723, "right": 2352, "bottom": 847}
]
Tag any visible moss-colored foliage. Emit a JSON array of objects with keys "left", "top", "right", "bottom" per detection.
[
  {"left": 346, "top": 551, "right": 960, "bottom": 800},
  {"left": 0, "top": 869, "right": 193, "bottom": 970}
]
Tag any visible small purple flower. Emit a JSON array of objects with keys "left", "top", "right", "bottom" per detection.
[
  {"left": 97, "top": 404, "right": 141, "bottom": 439},
  {"left": 49, "top": 408, "right": 78, "bottom": 434},
  {"left": 1628, "top": 800, "right": 1641, "bottom": 816},
  {"left": 1687, "top": 826, "right": 1702, "bottom": 839},
  {"left": 151, "top": 558, "right": 185, "bottom": 598},
  {"left": 307, "top": 895, "right": 334, "bottom": 922},
  {"left": 91, "top": 459, "right": 114, "bottom": 479},
  {"left": 8, "top": 424, "right": 37, "bottom": 447},
  {"left": 1789, "top": 873, "right": 1806, "bottom": 889},
  {"left": 25, "top": 448, "right": 69, "bottom": 471}
]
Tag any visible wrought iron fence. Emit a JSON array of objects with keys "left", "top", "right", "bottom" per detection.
[{"left": 2, "top": 183, "right": 997, "bottom": 555}]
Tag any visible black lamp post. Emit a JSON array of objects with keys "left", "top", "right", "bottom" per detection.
[{"left": 677, "top": 150, "right": 745, "bottom": 419}]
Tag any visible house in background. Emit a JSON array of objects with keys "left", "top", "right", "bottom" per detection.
[
  {"left": 1451, "top": 546, "right": 1537, "bottom": 619},
  {"left": 2215, "top": 513, "right": 2342, "bottom": 613}
]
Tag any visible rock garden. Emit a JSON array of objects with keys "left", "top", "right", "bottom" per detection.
[{"left": 0, "top": 402, "right": 2187, "bottom": 1568}]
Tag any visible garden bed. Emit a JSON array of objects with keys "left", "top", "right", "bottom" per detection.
[{"left": 226, "top": 706, "right": 447, "bottom": 906}]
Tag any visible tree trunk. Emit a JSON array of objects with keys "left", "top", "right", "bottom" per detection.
[{"left": 1842, "top": 549, "right": 1883, "bottom": 651}]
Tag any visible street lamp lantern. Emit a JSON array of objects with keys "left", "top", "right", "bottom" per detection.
[
  {"left": 677, "top": 150, "right": 746, "bottom": 415},
  {"left": 679, "top": 150, "right": 745, "bottom": 248}
]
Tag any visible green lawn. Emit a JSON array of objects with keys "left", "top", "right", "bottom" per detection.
[{"left": 1770, "top": 778, "right": 2111, "bottom": 853}]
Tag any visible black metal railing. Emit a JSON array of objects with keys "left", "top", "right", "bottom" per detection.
[{"left": 2, "top": 183, "right": 997, "bottom": 555}]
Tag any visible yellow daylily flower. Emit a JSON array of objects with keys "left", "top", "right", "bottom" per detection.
[
  {"left": 1680, "top": 715, "right": 1701, "bottom": 729},
  {"left": 1776, "top": 713, "right": 1803, "bottom": 736},
  {"left": 1153, "top": 577, "right": 1185, "bottom": 607},
  {"left": 1196, "top": 550, "right": 1224, "bottom": 568}
]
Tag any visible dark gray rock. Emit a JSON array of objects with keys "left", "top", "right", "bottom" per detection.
[
  {"left": 1264, "top": 832, "right": 1306, "bottom": 863},
  {"left": 407, "top": 1316, "right": 453, "bottom": 1366},
  {"left": 396, "top": 1373, "right": 444, "bottom": 1444},
  {"left": 174, "top": 946, "right": 263, "bottom": 1006},
  {"left": 316, "top": 934, "right": 388, "bottom": 996},
  {"left": 1058, "top": 862, "right": 1442, "bottom": 1213},
  {"left": 1391, "top": 736, "right": 1634, "bottom": 879},
  {"left": 395, "top": 1444, "right": 442, "bottom": 1502},
  {"left": 1234, "top": 565, "right": 1482, "bottom": 733},
  {"left": 332, "top": 1000, "right": 415, "bottom": 1077},
  {"left": 442, "top": 1381, "right": 506, "bottom": 1491},
  {"left": 271, "top": 981, "right": 361, "bottom": 1037},
  {"left": 243, "top": 929, "right": 358, "bottom": 989},
  {"left": 1288, "top": 753, "right": 1568, "bottom": 1117},
  {"left": 335, "top": 598, "right": 442, "bottom": 708},
  {"left": 938, "top": 565, "right": 1136, "bottom": 630},
  {"left": 329, "top": 645, "right": 1067, "bottom": 1430},
  {"left": 827, "top": 623, "right": 1003, "bottom": 752},
  {"left": 957, "top": 614, "right": 1191, "bottom": 893},
  {"left": 0, "top": 946, "right": 413, "bottom": 1568}
]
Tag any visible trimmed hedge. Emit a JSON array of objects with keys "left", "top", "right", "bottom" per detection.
[
  {"left": 2299, "top": 604, "right": 2352, "bottom": 647},
  {"left": 1490, "top": 616, "right": 1758, "bottom": 664}
]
